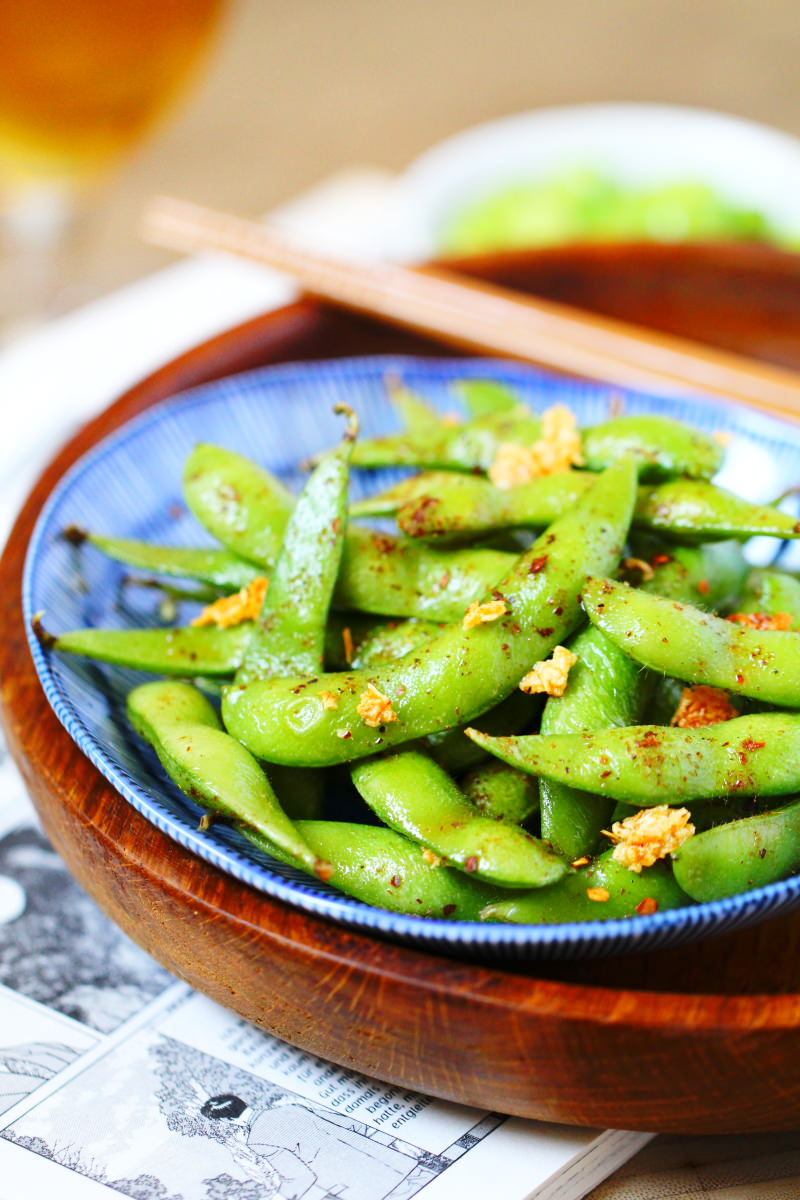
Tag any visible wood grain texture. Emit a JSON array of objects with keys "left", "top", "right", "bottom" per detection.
[{"left": 5, "top": 243, "right": 800, "bottom": 1134}]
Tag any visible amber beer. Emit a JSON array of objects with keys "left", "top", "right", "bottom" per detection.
[{"left": 0, "top": 0, "right": 226, "bottom": 185}]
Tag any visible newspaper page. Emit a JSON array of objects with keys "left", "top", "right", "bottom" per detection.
[{"left": 0, "top": 740, "right": 654, "bottom": 1200}]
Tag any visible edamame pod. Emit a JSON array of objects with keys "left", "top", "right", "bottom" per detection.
[
  {"left": 538, "top": 624, "right": 646, "bottom": 860},
  {"left": 481, "top": 852, "right": 688, "bottom": 923},
  {"left": 633, "top": 480, "right": 800, "bottom": 542},
  {"left": 672, "top": 798, "right": 800, "bottom": 901},
  {"left": 37, "top": 613, "right": 438, "bottom": 681},
  {"left": 70, "top": 530, "right": 258, "bottom": 591},
  {"left": 348, "top": 618, "right": 442, "bottom": 668},
  {"left": 127, "top": 681, "right": 327, "bottom": 877},
  {"left": 350, "top": 750, "right": 565, "bottom": 888},
  {"left": 249, "top": 820, "right": 504, "bottom": 919},
  {"left": 35, "top": 620, "right": 252, "bottom": 676},
  {"left": 633, "top": 537, "right": 747, "bottom": 612},
  {"left": 351, "top": 408, "right": 540, "bottom": 471},
  {"left": 221, "top": 458, "right": 637, "bottom": 767},
  {"left": 236, "top": 406, "right": 356, "bottom": 683},
  {"left": 454, "top": 378, "right": 521, "bottom": 417},
  {"left": 391, "top": 476, "right": 799, "bottom": 544},
  {"left": 467, "top": 713, "right": 800, "bottom": 805},
  {"left": 386, "top": 376, "right": 445, "bottom": 437},
  {"left": 350, "top": 410, "right": 723, "bottom": 479},
  {"left": 582, "top": 576, "right": 800, "bottom": 706},
  {"left": 461, "top": 760, "right": 540, "bottom": 825},
  {"left": 737, "top": 568, "right": 800, "bottom": 628}
]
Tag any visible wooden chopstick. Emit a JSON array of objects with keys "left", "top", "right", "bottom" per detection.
[{"left": 141, "top": 195, "right": 800, "bottom": 423}]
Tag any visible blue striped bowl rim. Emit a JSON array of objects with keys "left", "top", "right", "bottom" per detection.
[{"left": 22, "top": 355, "right": 800, "bottom": 962}]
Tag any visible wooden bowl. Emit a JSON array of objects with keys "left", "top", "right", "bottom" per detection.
[{"left": 5, "top": 241, "right": 800, "bottom": 1135}]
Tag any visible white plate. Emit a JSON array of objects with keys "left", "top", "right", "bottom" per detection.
[{"left": 387, "top": 103, "right": 800, "bottom": 260}]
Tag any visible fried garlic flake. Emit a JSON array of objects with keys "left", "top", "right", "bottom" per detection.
[
  {"left": 488, "top": 403, "right": 584, "bottom": 488},
  {"left": 462, "top": 598, "right": 508, "bottom": 630},
  {"left": 606, "top": 805, "right": 695, "bottom": 873},
  {"left": 519, "top": 645, "right": 578, "bottom": 697},
  {"left": 670, "top": 685, "right": 738, "bottom": 729},
  {"left": 191, "top": 577, "right": 268, "bottom": 628},
  {"left": 726, "top": 611, "right": 793, "bottom": 631},
  {"left": 356, "top": 683, "right": 398, "bottom": 728},
  {"left": 319, "top": 691, "right": 339, "bottom": 710}
]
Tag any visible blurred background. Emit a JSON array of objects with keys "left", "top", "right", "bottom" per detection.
[{"left": 60, "top": 0, "right": 800, "bottom": 304}]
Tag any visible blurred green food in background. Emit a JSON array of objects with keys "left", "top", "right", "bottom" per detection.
[{"left": 441, "top": 166, "right": 797, "bottom": 253}]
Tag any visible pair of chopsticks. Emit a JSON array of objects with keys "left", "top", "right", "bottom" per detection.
[{"left": 142, "top": 195, "right": 800, "bottom": 423}]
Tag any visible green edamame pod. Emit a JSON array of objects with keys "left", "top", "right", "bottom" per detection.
[
  {"left": 351, "top": 409, "right": 723, "bottom": 480},
  {"left": 350, "top": 472, "right": 456, "bottom": 519},
  {"left": 127, "top": 681, "right": 328, "bottom": 878},
  {"left": 736, "top": 568, "right": 800, "bottom": 628},
  {"left": 538, "top": 624, "right": 646, "bottom": 860},
  {"left": 453, "top": 378, "right": 521, "bottom": 417},
  {"left": 36, "top": 613, "right": 396, "bottom": 679},
  {"left": 633, "top": 480, "right": 800, "bottom": 542},
  {"left": 34, "top": 619, "right": 252, "bottom": 676},
  {"left": 467, "top": 712, "right": 800, "bottom": 805},
  {"left": 248, "top": 820, "right": 504, "bottom": 919},
  {"left": 391, "top": 476, "right": 798, "bottom": 544},
  {"left": 395, "top": 473, "right": 589, "bottom": 540},
  {"left": 582, "top": 576, "right": 800, "bottom": 706},
  {"left": 221, "top": 457, "right": 637, "bottom": 767},
  {"left": 183, "top": 444, "right": 294, "bottom": 568},
  {"left": 581, "top": 415, "right": 724, "bottom": 480},
  {"left": 348, "top": 618, "right": 442, "bottom": 669},
  {"left": 386, "top": 376, "right": 445, "bottom": 436},
  {"left": 481, "top": 852, "right": 688, "bottom": 924},
  {"left": 461, "top": 760, "right": 539, "bottom": 825},
  {"left": 70, "top": 530, "right": 259, "bottom": 591},
  {"left": 672, "top": 798, "right": 800, "bottom": 901},
  {"left": 350, "top": 750, "right": 565, "bottom": 888},
  {"left": 633, "top": 537, "right": 747, "bottom": 612},
  {"left": 236, "top": 406, "right": 357, "bottom": 683},
  {"left": 351, "top": 408, "right": 540, "bottom": 471}
]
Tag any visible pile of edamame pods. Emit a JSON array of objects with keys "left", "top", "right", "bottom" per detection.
[{"left": 36, "top": 376, "right": 800, "bottom": 926}]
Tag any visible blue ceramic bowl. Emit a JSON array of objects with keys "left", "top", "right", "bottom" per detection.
[{"left": 22, "top": 356, "right": 800, "bottom": 961}]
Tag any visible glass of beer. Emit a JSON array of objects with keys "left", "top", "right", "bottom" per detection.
[{"left": 0, "top": 0, "right": 227, "bottom": 339}]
